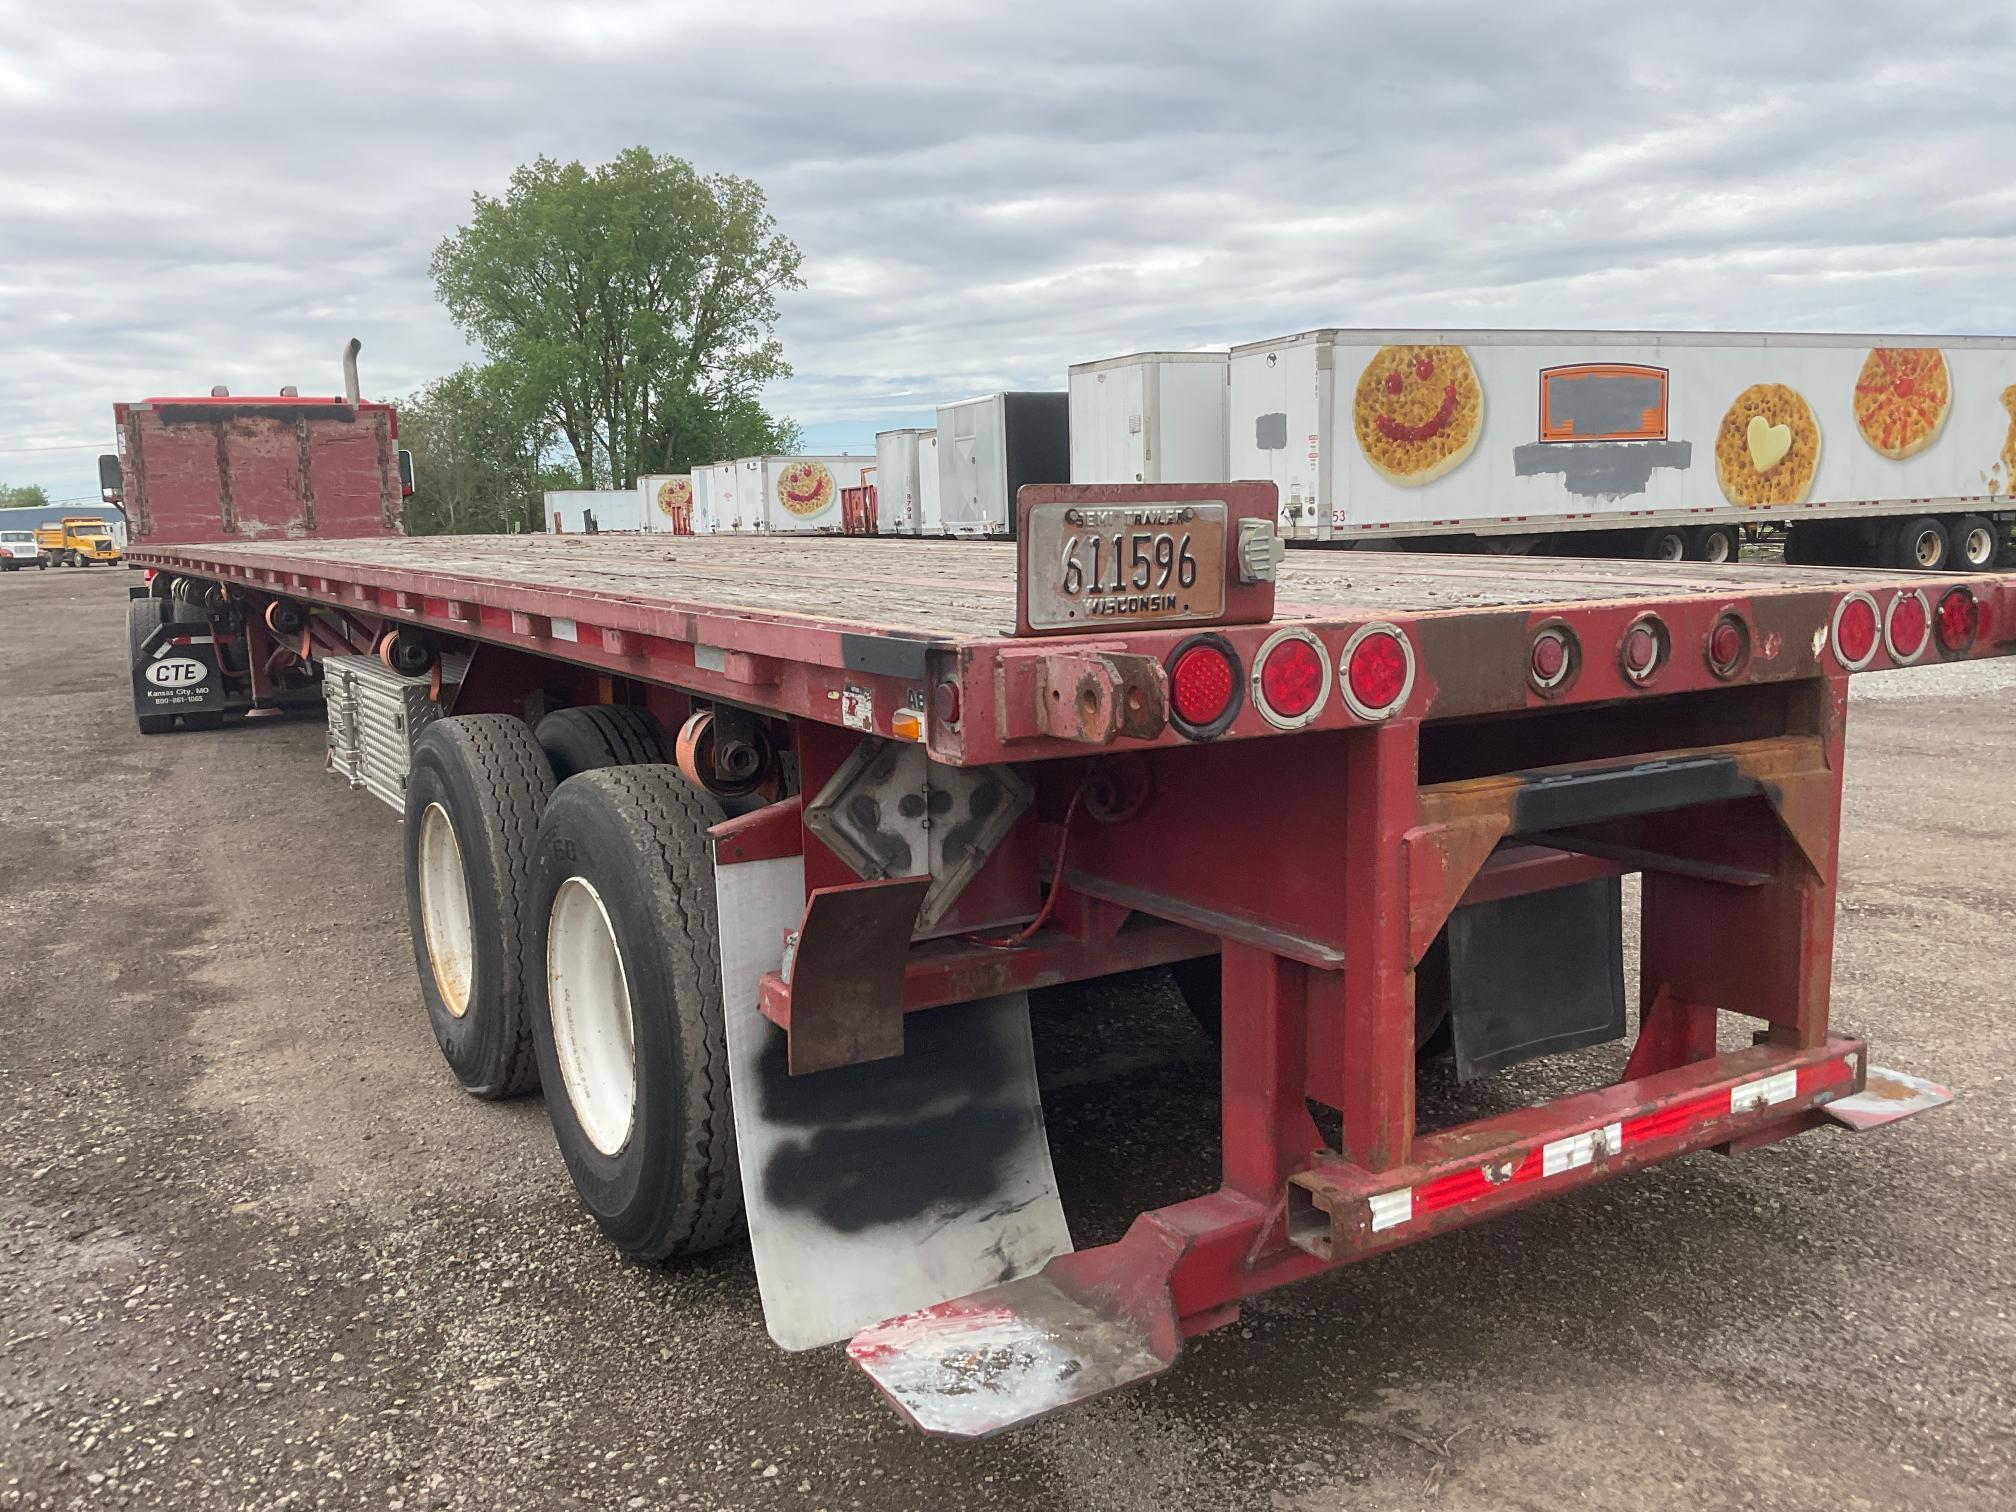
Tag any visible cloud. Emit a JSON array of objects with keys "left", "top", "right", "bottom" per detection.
[{"left": 2, "top": 0, "right": 2012, "bottom": 494}]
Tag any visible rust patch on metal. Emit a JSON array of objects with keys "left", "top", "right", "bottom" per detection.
[
  {"left": 997, "top": 646, "right": 1167, "bottom": 745},
  {"left": 294, "top": 417, "right": 318, "bottom": 533},
  {"left": 212, "top": 425, "right": 238, "bottom": 534}
]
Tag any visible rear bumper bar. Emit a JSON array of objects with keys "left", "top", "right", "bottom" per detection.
[
  {"left": 1288, "top": 1036, "right": 1862, "bottom": 1262},
  {"left": 849, "top": 1036, "right": 1949, "bottom": 1438}
]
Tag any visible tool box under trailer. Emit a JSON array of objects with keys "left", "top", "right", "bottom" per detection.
[{"left": 118, "top": 375, "right": 2012, "bottom": 1437}]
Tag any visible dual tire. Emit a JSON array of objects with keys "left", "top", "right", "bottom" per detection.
[{"left": 403, "top": 705, "right": 740, "bottom": 1259}]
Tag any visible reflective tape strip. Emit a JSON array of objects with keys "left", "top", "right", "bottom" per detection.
[
  {"left": 1730, "top": 1069, "right": 1798, "bottom": 1115},
  {"left": 551, "top": 617, "right": 579, "bottom": 642},
  {"left": 1367, "top": 1188, "right": 1413, "bottom": 1232},
  {"left": 1361, "top": 1062, "right": 1843, "bottom": 1235},
  {"left": 1542, "top": 1122, "right": 1623, "bottom": 1177}
]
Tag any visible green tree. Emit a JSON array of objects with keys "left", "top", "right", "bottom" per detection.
[
  {"left": 397, "top": 364, "right": 554, "bottom": 535},
  {"left": 431, "top": 148, "right": 803, "bottom": 489},
  {"left": 0, "top": 482, "right": 50, "bottom": 507}
]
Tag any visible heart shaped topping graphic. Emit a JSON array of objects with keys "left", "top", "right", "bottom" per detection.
[{"left": 1747, "top": 414, "right": 1793, "bottom": 473}]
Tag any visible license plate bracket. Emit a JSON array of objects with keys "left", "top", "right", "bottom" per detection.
[{"left": 1014, "top": 482, "right": 1278, "bottom": 637}]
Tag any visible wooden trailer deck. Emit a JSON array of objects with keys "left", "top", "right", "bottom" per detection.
[{"left": 127, "top": 533, "right": 1929, "bottom": 643}]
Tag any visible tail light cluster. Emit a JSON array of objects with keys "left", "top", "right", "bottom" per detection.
[
  {"left": 1619, "top": 615, "right": 1669, "bottom": 685},
  {"left": 1165, "top": 622, "right": 1415, "bottom": 740},
  {"left": 1884, "top": 590, "right": 1931, "bottom": 664},
  {"left": 1528, "top": 623, "right": 1577, "bottom": 695},
  {"left": 1529, "top": 609, "right": 1746, "bottom": 695},
  {"left": 1833, "top": 585, "right": 1978, "bottom": 670},
  {"left": 1168, "top": 635, "right": 1244, "bottom": 738},
  {"left": 1339, "top": 623, "right": 1416, "bottom": 721},
  {"left": 1250, "top": 628, "right": 1331, "bottom": 730},
  {"left": 1935, "top": 586, "right": 1980, "bottom": 655}
]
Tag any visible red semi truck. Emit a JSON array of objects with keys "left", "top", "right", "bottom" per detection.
[{"left": 118, "top": 346, "right": 2010, "bottom": 1436}]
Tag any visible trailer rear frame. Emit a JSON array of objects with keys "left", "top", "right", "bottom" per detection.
[{"left": 125, "top": 500, "right": 2009, "bottom": 1435}]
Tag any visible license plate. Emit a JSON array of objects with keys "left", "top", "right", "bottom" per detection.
[{"left": 1022, "top": 501, "right": 1227, "bottom": 632}]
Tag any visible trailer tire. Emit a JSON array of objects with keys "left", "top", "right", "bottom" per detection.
[
  {"left": 403, "top": 716, "right": 556, "bottom": 1099},
  {"left": 534, "top": 705, "right": 673, "bottom": 780},
  {"left": 1883, "top": 516, "right": 1949, "bottom": 571},
  {"left": 1950, "top": 515, "right": 1999, "bottom": 571},
  {"left": 525, "top": 766, "right": 742, "bottom": 1260},
  {"left": 1689, "top": 523, "right": 1740, "bottom": 564},
  {"left": 126, "top": 599, "right": 175, "bottom": 736},
  {"left": 1641, "top": 528, "right": 1689, "bottom": 562}
]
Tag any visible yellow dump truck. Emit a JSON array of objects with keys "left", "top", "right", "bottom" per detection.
[{"left": 35, "top": 516, "right": 122, "bottom": 567}]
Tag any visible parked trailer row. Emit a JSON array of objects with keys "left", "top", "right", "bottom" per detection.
[
  {"left": 110, "top": 367, "right": 2014, "bottom": 1436},
  {"left": 536, "top": 330, "right": 2016, "bottom": 570}
]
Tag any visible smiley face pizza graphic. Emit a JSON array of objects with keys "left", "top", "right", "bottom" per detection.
[
  {"left": 1998, "top": 386, "right": 2016, "bottom": 492},
  {"left": 1853, "top": 348, "right": 1950, "bottom": 460},
  {"left": 1714, "top": 383, "right": 1821, "bottom": 506},
  {"left": 1352, "top": 344, "right": 1484, "bottom": 486},
  {"left": 775, "top": 461, "right": 836, "bottom": 518},
  {"left": 654, "top": 477, "right": 693, "bottom": 518}
]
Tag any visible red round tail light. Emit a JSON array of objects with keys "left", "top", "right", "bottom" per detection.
[
  {"left": 1884, "top": 591, "right": 1931, "bottom": 664},
  {"left": 1340, "top": 623, "right": 1415, "bottom": 720},
  {"left": 1619, "top": 615, "right": 1668, "bottom": 685},
  {"left": 1831, "top": 593, "right": 1880, "bottom": 670},
  {"left": 1529, "top": 624, "right": 1576, "bottom": 694},
  {"left": 1935, "top": 587, "right": 1979, "bottom": 655},
  {"left": 1252, "top": 629, "right": 1331, "bottom": 729},
  {"left": 1707, "top": 614, "right": 1749, "bottom": 678},
  {"left": 1167, "top": 637, "right": 1242, "bottom": 737}
]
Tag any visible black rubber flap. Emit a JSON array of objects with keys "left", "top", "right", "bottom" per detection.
[{"left": 1447, "top": 876, "right": 1626, "bottom": 1081}]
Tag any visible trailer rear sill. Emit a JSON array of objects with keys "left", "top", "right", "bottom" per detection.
[{"left": 1287, "top": 1037, "right": 1864, "bottom": 1262}]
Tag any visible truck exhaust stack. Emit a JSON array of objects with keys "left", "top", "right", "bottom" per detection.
[{"left": 341, "top": 338, "right": 362, "bottom": 408}]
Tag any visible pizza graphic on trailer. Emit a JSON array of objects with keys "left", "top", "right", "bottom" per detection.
[
  {"left": 1351, "top": 344, "right": 1485, "bottom": 487},
  {"left": 655, "top": 477, "right": 693, "bottom": 518},
  {"left": 775, "top": 461, "right": 836, "bottom": 518},
  {"left": 1854, "top": 348, "right": 1950, "bottom": 460}
]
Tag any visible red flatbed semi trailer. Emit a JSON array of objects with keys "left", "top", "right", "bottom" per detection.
[{"left": 124, "top": 481, "right": 2010, "bottom": 1437}]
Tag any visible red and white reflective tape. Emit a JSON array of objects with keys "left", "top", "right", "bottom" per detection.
[{"left": 1367, "top": 1057, "right": 1843, "bottom": 1234}]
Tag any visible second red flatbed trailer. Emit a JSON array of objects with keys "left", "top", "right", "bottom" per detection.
[{"left": 126, "top": 486, "right": 2010, "bottom": 1436}]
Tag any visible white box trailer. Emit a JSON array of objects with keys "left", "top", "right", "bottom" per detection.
[
  {"left": 936, "top": 392, "right": 1070, "bottom": 537},
  {"left": 751, "top": 455, "right": 873, "bottom": 534},
  {"left": 685, "top": 467, "right": 717, "bottom": 535},
  {"left": 709, "top": 460, "right": 760, "bottom": 534},
  {"left": 637, "top": 474, "right": 693, "bottom": 534},
  {"left": 873, "top": 429, "right": 934, "bottom": 535},
  {"left": 1068, "top": 351, "right": 1229, "bottom": 485},
  {"left": 545, "top": 489, "right": 646, "bottom": 534},
  {"left": 917, "top": 431, "right": 942, "bottom": 534},
  {"left": 1226, "top": 328, "right": 2016, "bottom": 567}
]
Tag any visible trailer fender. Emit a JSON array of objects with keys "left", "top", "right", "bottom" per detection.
[{"left": 712, "top": 825, "right": 1070, "bottom": 1351}]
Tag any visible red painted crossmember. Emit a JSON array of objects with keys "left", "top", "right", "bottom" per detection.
[{"left": 1290, "top": 1039, "right": 1870, "bottom": 1261}]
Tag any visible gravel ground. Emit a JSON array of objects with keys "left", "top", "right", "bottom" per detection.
[{"left": 2, "top": 567, "right": 2013, "bottom": 1511}]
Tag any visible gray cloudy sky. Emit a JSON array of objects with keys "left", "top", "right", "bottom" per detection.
[{"left": 3, "top": 0, "right": 2013, "bottom": 499}]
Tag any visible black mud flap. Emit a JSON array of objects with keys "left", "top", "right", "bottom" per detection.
[
  {"left": 1439, "top": 876, "right": 1626, "bottom": 1081},
  {"left": 132, "top": 634, "right": 226, "bottom": 719}
]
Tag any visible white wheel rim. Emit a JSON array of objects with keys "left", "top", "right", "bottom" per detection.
[
  {"left": 1915, "top": 530, "right": 1941, "bottom": 568},
  {"left": 1705, "top": 533, "right": 1731, "bottom": 563},
  {"left": 1658, "top": 535, "right": 1684, "bottom": 561},
  {"left": 546, "top": 877, "right": 637, "bottom": 1157},
  {"left": 1965, "top": 527, "right": 1993, "bottom": 566},
  {"left": 417, "top": 803, "right": 475, "bottom": 1019}
]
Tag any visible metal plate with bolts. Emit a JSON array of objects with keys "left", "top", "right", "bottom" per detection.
[{"left": 804, "top": 737, "right": 1032, "bottom": 935}]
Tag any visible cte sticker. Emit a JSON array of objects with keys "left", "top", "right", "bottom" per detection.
[{"left": 145, "top": 657, "right": 208, "bottom": 688}]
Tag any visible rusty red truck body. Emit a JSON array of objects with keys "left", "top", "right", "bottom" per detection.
[{"left": 116, "top": 359, "right": 2011, "bottom": 1437}]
